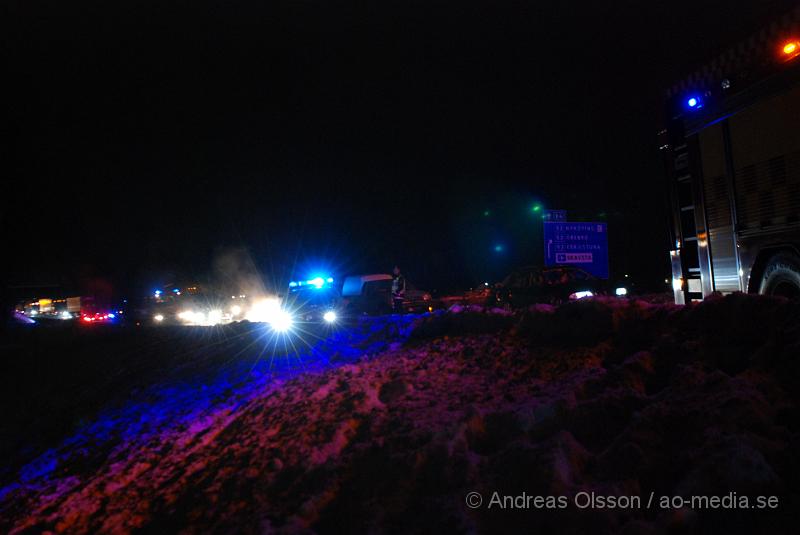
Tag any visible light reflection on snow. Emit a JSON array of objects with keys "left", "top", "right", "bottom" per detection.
[{"left": 0, "top": 313, "right": 424, "bottom": 505}]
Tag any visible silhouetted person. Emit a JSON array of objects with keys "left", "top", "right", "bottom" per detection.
[{"left": 391, "top": 266, "right": 406, "bottom": 313}]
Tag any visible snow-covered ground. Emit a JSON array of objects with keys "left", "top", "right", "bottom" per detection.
[{"left": 1, "top": 295, "right": 798, "bottom": 534}]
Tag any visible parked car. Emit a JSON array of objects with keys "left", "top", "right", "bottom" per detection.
[
  {"left": 461, "top": 283, "right": 495, "bottom": 306},
  {"left": 494, "top": 266, "right": 609, "bottom": 308},
  {"left": 340, "top": 274, "right": 435, "bottom": 315}
]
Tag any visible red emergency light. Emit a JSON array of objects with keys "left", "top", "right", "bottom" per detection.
[{"left": 781, "top": 40, "right": 800, "bottom": 60}]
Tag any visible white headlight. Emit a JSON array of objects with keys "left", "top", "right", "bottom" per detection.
[
  {"left": 323, "top": 310, "right": 337, "bottom": 323},
  {"left": 207, "top": 310, "right": 223, "bottom": 325},
  {"left": 230, "top": 305, "right": 242, "bottom": 316},
  {"left": 615, "top": 287, "right": 628, "bottom": 296},
  {"left": 246, "top": 298, "right": 281, "bottom": 323},
  {"left": 154, "top": 314, "right": 164, "bottom": 322},
  {"left": 570, "top": 291, "right": 594, "bottom": 300},
  {"left": 270, "top": 310, "right": 293, "bottom": 332}
]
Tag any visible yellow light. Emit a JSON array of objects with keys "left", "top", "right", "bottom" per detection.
[{"left": 784, "top": 41, "right": 798, "bottom": 55}]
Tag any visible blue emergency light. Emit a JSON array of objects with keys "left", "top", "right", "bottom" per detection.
[
  {"left": 686, "top": 96, "right": 702, "bottom": 109},
  {"left": 289, "top": 275, "right": 334, "bottom": 290}
]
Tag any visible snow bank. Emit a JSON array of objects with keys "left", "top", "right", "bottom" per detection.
[{"left": 1, "top": 294, "right": 798, "bottom": 534}]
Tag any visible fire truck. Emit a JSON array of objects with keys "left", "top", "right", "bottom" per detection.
[{"left": 661, "top": 7, "right": 800, "bottom": 303}]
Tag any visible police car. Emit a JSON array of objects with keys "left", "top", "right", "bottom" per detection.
[{"left": 287, "top": 276, "right": 341, "bottom": 324}]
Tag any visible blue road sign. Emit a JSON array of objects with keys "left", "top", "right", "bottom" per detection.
[
  {"left": 543, "top": 221, "right": 609, "bottom": 279},
  {"left": 543, "top": 209, "right": 567, "bottom": 221}
]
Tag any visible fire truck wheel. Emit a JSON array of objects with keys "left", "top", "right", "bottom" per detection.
[{"left": 758, "top": 253, "right": 800, "bottom": 299}]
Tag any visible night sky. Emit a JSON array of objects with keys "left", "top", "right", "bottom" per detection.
[{"left": 6, "top": 1, "right": 798, "bottom": 297}]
